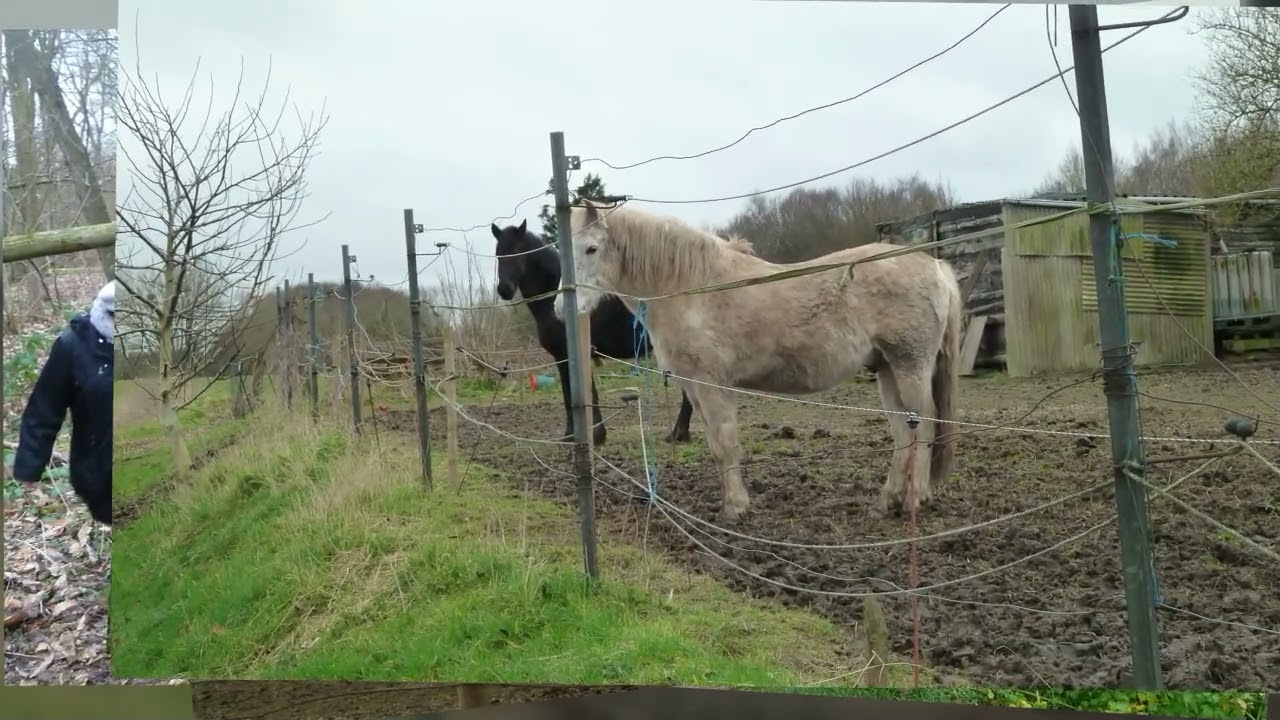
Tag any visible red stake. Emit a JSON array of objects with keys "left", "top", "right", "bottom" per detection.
[{"left": 905, "top": 416, "right": 922, "bottom": 689}]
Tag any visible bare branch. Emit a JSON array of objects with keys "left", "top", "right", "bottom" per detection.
[{"left": 115, "top": 34, "right": 329, "bottom": 468}]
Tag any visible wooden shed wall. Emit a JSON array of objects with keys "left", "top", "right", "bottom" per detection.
[
  {"left": 1001, "top": 204, "right": 1213, "bottom": 377},
  {"left": 876, "top": 203, "right": 1009, "bottom": 366}
]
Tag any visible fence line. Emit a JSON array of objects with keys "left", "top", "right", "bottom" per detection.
[{"left": 239, "top": 125, "right": 1280, "bottom": 692}]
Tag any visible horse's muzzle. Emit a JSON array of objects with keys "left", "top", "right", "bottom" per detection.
[{"left": 496, "top": 282, "right": 516, "bottom": 301}]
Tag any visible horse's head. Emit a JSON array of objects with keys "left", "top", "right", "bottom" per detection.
[
  {"left": 554, "top": 199, "right": 613, "bottom": 319},
  {"left": 491, "top": 219, "right": 547, "bottom": 301}
]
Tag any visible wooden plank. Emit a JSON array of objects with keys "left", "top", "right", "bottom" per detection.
[
  {"left": 958, "top": 315, "right": 988, "bottom": 377},
  {"left": 959, "top": 250, "right": 993, "bottom": 306}
]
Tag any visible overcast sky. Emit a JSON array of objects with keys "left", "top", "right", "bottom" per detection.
[{"left": 116, "top": 0, "right": 1218, "bottom": 293}]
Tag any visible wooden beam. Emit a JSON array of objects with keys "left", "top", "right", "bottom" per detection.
[
  {"left": 958, "top": 249, "right": 993, "bottom": 307},
  {"left": 958, "top": 315, "right": 989, "bottom": 377},
  {"left": 2, "top": 222, "right": 115, "bottom": 263}
]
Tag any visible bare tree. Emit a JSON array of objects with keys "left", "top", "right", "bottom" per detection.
[
  {"left": 4, "top": 30, "right": 115, "bottom": 277},
  {"left": 1031, "top": 145, "right": 1088, "bottom": 197},
  {"left": 1032, "top": 122, "right": 1207, "bottom": 198},
  {"left": 115, "top": 53, "right": 329, "bottom": 471},
  {"left": 721, "top": 174, "right": 955, "bottom": 262},
  {"left": 1117, "top": 121, "right": 1205, "bottom": 196},
  {"left": 1191, "top": 7, "right": 1280, "bottom": 227},
  {"left": 2, "top": 31, "right": 117, "bottom": 330}
]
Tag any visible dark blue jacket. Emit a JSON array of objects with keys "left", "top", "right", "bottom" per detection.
[{"left": 13, "top": 313, "right": 113, "bottom": 524}]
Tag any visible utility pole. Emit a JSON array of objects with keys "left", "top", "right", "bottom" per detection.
[
  {"left": 1069, "top": 5, "right": 1162, "bottom": 689},
  {"left": 549, "top": 130, "right": 600, "bottom": 583},
  {"left": 403, "top": 208, "right": 434, "bottom": 491},
  {"left": 341, "top": 244, "right": 362, "bottom": 434},
  {"left": 307, "top": 272, "right": 320, "bottom": 422}
]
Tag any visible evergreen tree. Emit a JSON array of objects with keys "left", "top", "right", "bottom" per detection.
[{"left": 539, "top": 172, "right": 608, "bottom": 242}]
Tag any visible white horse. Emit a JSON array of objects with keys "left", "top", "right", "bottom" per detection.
[{"left": 554, "top": 200, "right": 962, "bottom": 523}]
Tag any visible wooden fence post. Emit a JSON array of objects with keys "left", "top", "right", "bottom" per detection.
[
  {"left": 444, "top": 323, "right": 460, "bottom": 489},
  {"left": 575, "top": 310, "right": 595, "bottom": 452}
]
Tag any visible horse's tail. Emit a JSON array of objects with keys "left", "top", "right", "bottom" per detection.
[{"left": 931, "top": 259, "right": 963, "bottom": 488}]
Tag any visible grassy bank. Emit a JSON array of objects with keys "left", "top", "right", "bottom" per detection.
[
  {"left": 110, "top": 403, "right": 897, "bottom": 686},
  {"left": 113, "top": 379, "right": 247, "bottom": 502}
]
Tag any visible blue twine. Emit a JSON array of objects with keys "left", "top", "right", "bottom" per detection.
[
  {"left": 632, "top": 301, "right": 660, "bottom": 501},
  {"left": 1120, "top": 231, "right": 1178, "bottom": 248}
]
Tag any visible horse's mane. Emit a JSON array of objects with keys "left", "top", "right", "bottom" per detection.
[
  {"left": 572, "top": 202, "right": 757, "bottom": 292},
  {"left": 720, "top": 233, "right": 757, "bottom": 257}
]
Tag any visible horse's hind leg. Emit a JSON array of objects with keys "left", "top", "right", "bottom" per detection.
[
  {"left": 875, "top": 368, "right": 910, "bottom": 516},
  {"left": 666, "top": 390, "right": 694, "bottom": 443},
  {"left": 875, "top": 364, "right": 936, "bottom": 515},
  {"left": 684, "top": 383, "right": 748, "bottom": 522}
]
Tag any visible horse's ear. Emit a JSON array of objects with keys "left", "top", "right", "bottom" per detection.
[
  {"left": 490, "top": 223, "right": 501, "bottom": 241},
  {"left": 581, "top": 200, "right": 599, "bottom": 224},
  {"left": 517, "top": 218, "right": 527, "bottom": 234}
]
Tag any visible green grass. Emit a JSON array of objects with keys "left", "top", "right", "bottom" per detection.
[
  {"left": 791, "top": 686, "right": 1264, "bottom": 719},
  {"left": 114, "top": 380, "right": 248, "bottom": 501},
  {"left": 110, "top": 407, "right": 891, "bottom": 686}
]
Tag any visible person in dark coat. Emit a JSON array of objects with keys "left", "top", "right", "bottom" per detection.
[{"left": 12, "top": 280, "right": 114, "bottom": 525}]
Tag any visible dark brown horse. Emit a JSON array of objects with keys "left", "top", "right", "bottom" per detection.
[{"left": 492, "top": 220, "right": 694, "bottom": 445}]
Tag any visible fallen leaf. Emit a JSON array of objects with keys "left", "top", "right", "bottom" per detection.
[
  {"left": 48, "top": 600, "right": 80, "bottom": 618},
  {"left": 42, "top": 518, "right": 71, "bottom": 537},
  {"left": 4, "top": 596, "right": 34, "bottom": 629}
]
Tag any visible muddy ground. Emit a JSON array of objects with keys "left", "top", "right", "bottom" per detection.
[{"left": 384, "top": 364, "right": 1280, "bottom": 692}]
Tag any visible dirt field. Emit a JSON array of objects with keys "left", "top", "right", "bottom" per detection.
[{"left": 384, "top": 363, "right": 1280, "bottom": 692}]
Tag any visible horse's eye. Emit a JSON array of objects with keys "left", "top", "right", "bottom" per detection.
[{"left": 585, "top": 245, "right": 598, "bottom": 255}]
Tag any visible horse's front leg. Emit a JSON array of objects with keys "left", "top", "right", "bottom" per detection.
[
  {"left": 685, "top": 384, "right": 747, "bottom": 522},
  {"left": 554, "top": 356, "right": 574, "bottom": 442},
  {"left": 666, "top": 390, "right": 694, "bottom": 443},
  {"left": 589, "top": 374, "right": 607, "bottom": 446}
]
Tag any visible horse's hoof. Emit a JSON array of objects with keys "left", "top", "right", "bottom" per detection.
[
  {"left": 593, "top": 429, "right": 608, "bottom": 446},
  {"left": 874, "top": 492, "right": 906, "bottom": 518},
  {"left": 718, "top": 506, "right": 749, "bottom": 524},
  {"left": 665, "top": 430, "right": 691, "bottom": 444}
]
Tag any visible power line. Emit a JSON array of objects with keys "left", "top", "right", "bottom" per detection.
[
  {"left": 581, "top": 3, "right": 1012, "bottom": 171},
  {"left": 417, "top": 188, "right": 549, "bottom": 234},
  {"left": 629, "top": 9, "right": 1178, "bottom": 207}
]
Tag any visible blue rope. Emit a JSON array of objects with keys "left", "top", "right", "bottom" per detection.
[
  {"left": 632, "top": 301, "right": 659, "bottom": 501},
  {"left": 1120, "top": 231, "right": 1178, "bottom": 248}
]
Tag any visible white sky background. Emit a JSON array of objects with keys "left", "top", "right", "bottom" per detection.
[{"left": 116, "top": 0, "right": 1217, "bottom": 292}]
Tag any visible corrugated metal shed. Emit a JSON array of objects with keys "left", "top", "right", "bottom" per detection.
[{"left": 875, "top": 197, "right": 1217, "bottom": 377}]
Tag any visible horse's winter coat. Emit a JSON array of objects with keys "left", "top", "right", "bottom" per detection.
[{"left": 554, "top": 201, "right": 962, "bottom": 522}]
